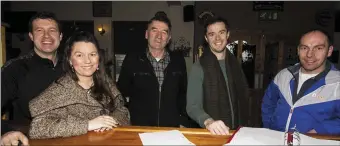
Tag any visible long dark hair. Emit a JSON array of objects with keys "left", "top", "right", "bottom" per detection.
[{"left": 63, "top": 31, "right": 116, "bottom": 112}]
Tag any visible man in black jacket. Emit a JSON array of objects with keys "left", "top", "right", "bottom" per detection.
[
  {"left": 117, "top": 12, "right": 194, "bottom": 127},
  {"left": 1, "top": 12, "right": 63, "bottom": 145}
]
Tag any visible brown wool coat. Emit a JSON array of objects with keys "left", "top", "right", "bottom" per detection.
[{"left": 29, "top": 74, "right": 130, "bottom": 139}]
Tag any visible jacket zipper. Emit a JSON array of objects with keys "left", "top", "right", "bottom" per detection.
[
  {"left": 157, "top": 91, "right": 161, "bottom": 126},
  {"left": 157, "top": 67, "right": 168, "bottom": 126},
  {"left": 285, "top": 75, "right": 298, "bottom": 132},
  {"left": 285, "top": 72, "right": 297, "bottom": 132},
  {"left": 144, "top": 56, "right": 161, "bottom": 126},
  {"left": 225, "top": 77, "right": 235, "bottom": 129},
  {"left": 285, "top": 107, "right": 295, "bottom": 132}
]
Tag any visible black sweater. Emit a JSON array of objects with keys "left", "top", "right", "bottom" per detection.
[{"left": 1, "top": 51, "right": 63, "bottom": 135}]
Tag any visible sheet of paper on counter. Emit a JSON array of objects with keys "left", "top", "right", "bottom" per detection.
[{"left": 139, "top": 130, "right": 195, "bottom": 145}]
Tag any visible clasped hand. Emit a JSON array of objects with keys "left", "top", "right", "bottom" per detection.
[{"left": 1, "top": 131, "right": 29, "bottom": 146}]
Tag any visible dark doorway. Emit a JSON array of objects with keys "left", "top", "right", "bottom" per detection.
[
  {"left": 60, "top": 21, "right": 94, "bottom": 44},
  {"left": 227, "top": 41, "right": 256, "bottom": 88},
  {"left": 113, "top": 21, "right": 148, "bottom": 54},
  {"left": 59, "top": 21, "right": 94, "bottom": 55},
  {"left": 263, "top": 42, "right": 279, "bottom": 89},
  {"left": 3, "top": 11, "right": 37, "bottom": 60}
]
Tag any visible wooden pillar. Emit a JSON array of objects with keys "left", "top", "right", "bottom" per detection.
[
  {"left": 260, "top": 34, "right": 266, "bottom": 73},
  {"left": 277, "top": 40, "right": 285, "bottom": 71},
  {"left": 257, "top": 34, "right": 266, "bottom": 89},
  {"left": 1, "top": 24, "right": 7, "bottom": 67}
]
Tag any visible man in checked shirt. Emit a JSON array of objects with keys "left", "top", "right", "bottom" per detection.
[{"left": 117, "top": 12, "right": 196, "bottom": 128}]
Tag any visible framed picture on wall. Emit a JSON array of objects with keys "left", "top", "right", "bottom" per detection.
[{"left": 92, "top": 1, "right": 112, "bottom": 17}]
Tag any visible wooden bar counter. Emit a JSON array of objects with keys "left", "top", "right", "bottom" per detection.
[{"left": 29, "top": 126, "right": 340, "bottom": 145}]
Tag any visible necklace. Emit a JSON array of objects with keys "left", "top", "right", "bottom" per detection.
[{"left": 86, "top": 82, "right": 94, "bottom": 94}]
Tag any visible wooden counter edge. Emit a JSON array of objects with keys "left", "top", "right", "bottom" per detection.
[
  {"left": 114, "top": 126, "right": 224, "bottom": 135},
  {"left": 113, "top": 126, "right": 340, "bottom": 140}
]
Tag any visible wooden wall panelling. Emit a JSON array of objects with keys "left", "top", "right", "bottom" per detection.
[{"left": 1, "top": 25, "right": 6, "bottom": 66}]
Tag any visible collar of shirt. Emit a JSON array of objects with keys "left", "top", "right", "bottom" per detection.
[
  {"left": 146, "top": 49, "right": 170, "bottom": 63},
  {"left": 32, "top": 50, "right": 63, "bottom": 68}
]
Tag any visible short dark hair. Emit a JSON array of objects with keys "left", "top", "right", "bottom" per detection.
[
  {"left": 204, "top": 16, "right": 230, "bottom": 35},
  {"left": 300, "top": 28, "right": 333, "bottom": 47},
  {"left": 147, "top": 11, "right": 172, "bottom": 31},
  {"left": 28, "top": 11, "right": 62, "bottom": 33}
]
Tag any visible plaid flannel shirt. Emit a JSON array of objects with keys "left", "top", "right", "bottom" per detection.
[{"left": 146, "top": 50, "right": 170, "bottom": 91}]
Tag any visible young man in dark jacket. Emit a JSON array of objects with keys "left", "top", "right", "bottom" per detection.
[
  {"left": 1, "top": 12, "right": 63, "bottom": 145},
  {"left": 186, "top": 17, "right": 250, "bottom": 135},
  {"left": 117, "top": 12, "right": 194, "bottom": 127}
]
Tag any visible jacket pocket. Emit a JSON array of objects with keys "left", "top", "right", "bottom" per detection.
[
  {"left": 134, "top": 72, "right": 151, "bottom": 76},
  {"left": 171, "top": 71, "right": 182, "bottom": 76},
  {"left": 133, "top": 72, "right": 154, "bottom": 91}
]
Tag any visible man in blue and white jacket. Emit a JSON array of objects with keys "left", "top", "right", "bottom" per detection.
[{"left": 262, "top": 29, "right": 340, "bottom": 135}]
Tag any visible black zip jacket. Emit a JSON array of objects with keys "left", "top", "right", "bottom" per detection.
[{"left": 117, "top": 51, "right": 196, "bottom": 127}]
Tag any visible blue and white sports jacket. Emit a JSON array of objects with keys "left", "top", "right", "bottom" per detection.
[{"left": 262, "top": 62, "right": 340, "bottom": 135}]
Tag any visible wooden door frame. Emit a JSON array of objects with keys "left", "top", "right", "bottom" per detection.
[{"left": 229, "top": 30, "right": 289, "bottom": 89}]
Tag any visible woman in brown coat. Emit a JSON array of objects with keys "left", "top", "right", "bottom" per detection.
[{"left": 29, "top": 31, "right": 130, "bottom": 139}]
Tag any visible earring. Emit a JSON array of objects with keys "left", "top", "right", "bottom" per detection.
[
  {"left": 96, "top": 67, "right": 99, "bottom": 71},
  {"left": 71, "top": 66, "right": 75, "bottom": 72}
]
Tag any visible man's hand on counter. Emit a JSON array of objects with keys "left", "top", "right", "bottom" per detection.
[{"left": 204, "top": 118, "right": 230, "bottom": 135}]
